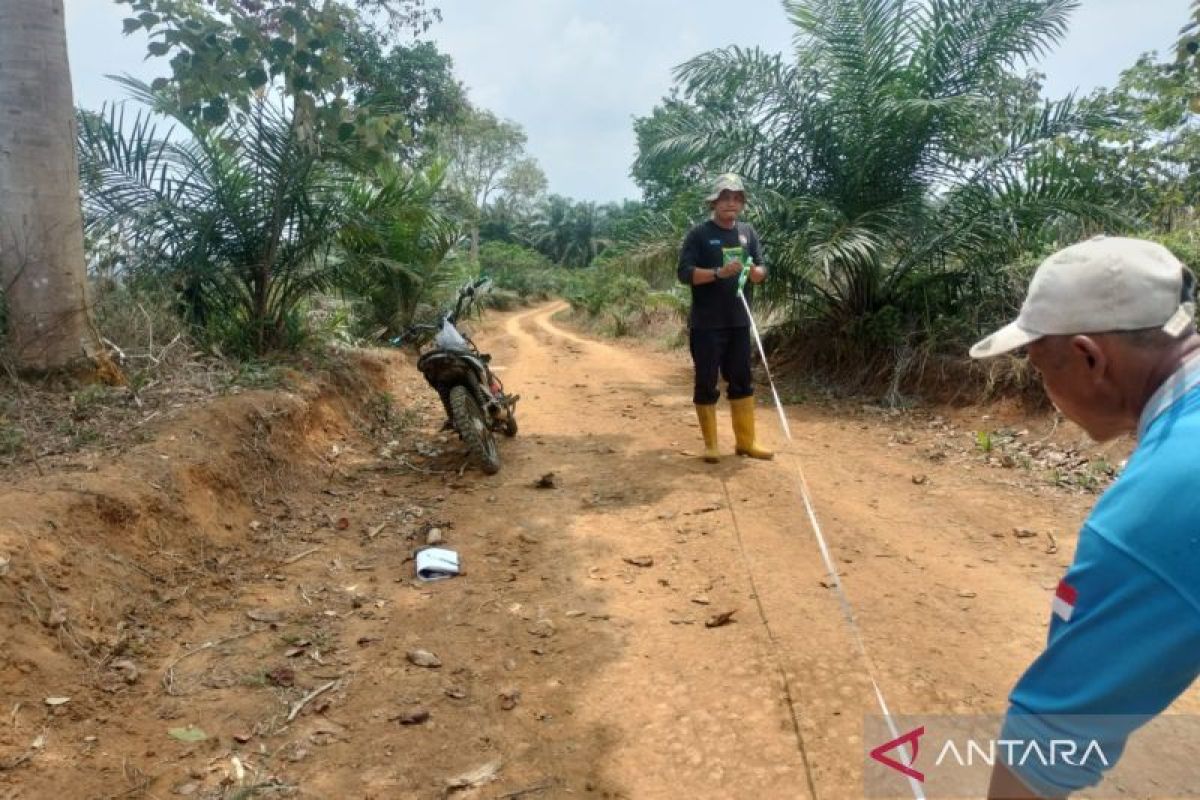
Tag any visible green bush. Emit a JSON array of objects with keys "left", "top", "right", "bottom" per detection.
[
  {"left": 0, "top": 420, "right": 22, "bottom": 456},
  {"left": 1152, "top": 229, "right": 1200, "bottom": 275},
  {"left": 565, "top": 268, "right": 688, "bottom": 337},
  {"left": 478, "top": 288, "right": 522, "bottom": 312},
  {"left": 479, "top": 242, "right": 571, "bottom": 299}
]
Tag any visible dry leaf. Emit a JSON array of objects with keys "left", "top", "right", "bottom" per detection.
[
  {"left": 395, "top": 708, "right": 430, "bottom": 725},
  {"left": 445, "top": 758, "right": 502, "bottom": 792},
  {"left": 499, "top": 689, "right": 521, "bottom": 711},
  {"left": 168, "top": 726, "right": 208, "bottom": 743},
  {"left": 705, "top": 610, "right": 737, "bottom": 628}
]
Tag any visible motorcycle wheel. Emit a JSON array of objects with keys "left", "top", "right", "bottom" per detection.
[{"left": 449, "top": 385, "right": 501, "bottom": 475}]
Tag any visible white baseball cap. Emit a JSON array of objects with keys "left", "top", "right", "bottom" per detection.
[
  {"left": 705, "top": 173, "right": 747, "bottom": 202},
  {"left": 969, "top": 236, "right": 1196, "bottom": 359}
]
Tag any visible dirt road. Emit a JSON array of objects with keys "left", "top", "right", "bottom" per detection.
[
  {"left": 462, "top": 302, "right": 1088, "bottom": 799},
  {"left": 3, "top": 301, "right": 1194, "bottom": 799}
]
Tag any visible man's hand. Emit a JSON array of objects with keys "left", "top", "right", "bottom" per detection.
[
  {"left": 717, "top": 260, "right": 744, "bottom": 280},
  {"left": 749, "top": 264, "right": 766, "bottom": 284}
]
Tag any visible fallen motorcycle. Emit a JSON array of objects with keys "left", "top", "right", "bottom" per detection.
[{"left": 393, "top": 277, "right": 518, "bottom": 475}]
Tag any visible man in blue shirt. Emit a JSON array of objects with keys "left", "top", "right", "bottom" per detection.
[{"left": 970, "top": 236, "right": 1200, "bottom": 797}]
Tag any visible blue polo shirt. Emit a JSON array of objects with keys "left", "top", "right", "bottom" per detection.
[{"left": 1001, "top": 355, "right": 1200, "bottom": 795}]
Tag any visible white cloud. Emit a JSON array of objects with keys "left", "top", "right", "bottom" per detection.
[
  {"left": 424, "top": 0, "right": 795, "bottom": 201},
  {"left": 1034, "top": 0, "right": 1190, "bottom": 98},
  {"left": 64, "top": 0, "right": 1194, "bottom": 202}
]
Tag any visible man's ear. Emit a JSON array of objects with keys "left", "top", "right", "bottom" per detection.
[{"left": 1071, "top": 335, "right": 1106, "bottom": 379}]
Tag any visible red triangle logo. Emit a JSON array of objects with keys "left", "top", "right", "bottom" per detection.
[{"left": 869, "top": 725, "right": 925, "bottom": 782}]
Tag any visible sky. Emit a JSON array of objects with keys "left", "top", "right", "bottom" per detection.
[{"left": 64, "top": 0, "right": 1192, "bottom": 204}]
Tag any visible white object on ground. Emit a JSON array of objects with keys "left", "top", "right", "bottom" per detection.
[{"left": 416, "top": 547, "right": 461, "bottom": 581}]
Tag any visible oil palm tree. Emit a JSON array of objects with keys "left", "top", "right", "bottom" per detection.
[
  {"left": 636, "top": 0, "right": 1116, "bottom": 357},
  {"left": 529, "top": 196, "right": 612, "bottom": 268},
  {"left": 335, "top": 161, "right": 461, "bottom": 337},
  {"left": 529, "top": 194, "right": 575, "bottom": 264},
  {"left": 78, "top": 81, "right": 356, "bottom": 355},
  {"left": 561, "top": 201, "right": 610, "bottom": 268}
]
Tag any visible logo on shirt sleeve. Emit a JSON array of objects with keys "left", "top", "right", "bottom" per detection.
[{"left": 1052, "top": 579, "right": 1077, "bottom": 622}]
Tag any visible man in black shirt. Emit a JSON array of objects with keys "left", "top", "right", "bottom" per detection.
[{"left": 676, "top": 173, "right": 772, "bottom": 462}]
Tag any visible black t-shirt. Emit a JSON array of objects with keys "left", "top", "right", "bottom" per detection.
[{"left": 676, "top": 219, "right": 764, "bottom": 330}]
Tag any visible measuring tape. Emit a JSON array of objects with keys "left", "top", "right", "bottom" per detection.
[{"left": 737, "top": 272, "right": 925, "bottom": 800}]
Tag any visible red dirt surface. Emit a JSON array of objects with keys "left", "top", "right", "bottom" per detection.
[{"left": 1, "top": 303, "right": 1193, "bottom": 799}]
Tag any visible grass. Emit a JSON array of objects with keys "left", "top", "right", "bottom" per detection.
[
  {"left": 54, "top": 420, "right": 102, "bottom": 448},
  {"left": 71, "top": 384, "right": 114, "bottom": 418},
  {"left": 225, "top": 362, "right": 293, "bottom": 392},
  {"left": 0, "top": 422, "right": 23, "bottom": 457},
  {"left": 363, "top": 392, "right": 419, "bottom": 439}
]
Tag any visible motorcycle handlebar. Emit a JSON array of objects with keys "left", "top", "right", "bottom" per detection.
[
  {"left": 451, "top": 276, "right": 491, "bottom": 321},
  {"left": 391, "top": 323, "right": 438, "bottom": 346},
  {"left": 462, "top": 276, "right": 492, "bottom": 297},
  {"left": 400, "top": 276, "right": 493, "bottom": 335}
]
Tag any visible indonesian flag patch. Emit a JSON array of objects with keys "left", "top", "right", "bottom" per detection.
[{"left": 1052, "top": 580, "right": 1078, "bottom": 622}]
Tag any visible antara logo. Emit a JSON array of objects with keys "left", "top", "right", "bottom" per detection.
[
  {"left": 870, "top": 725, "right": 1111, "bottom": 782},
  {"left": 870, "top": 726, "right": 925, "bottom": 782}
]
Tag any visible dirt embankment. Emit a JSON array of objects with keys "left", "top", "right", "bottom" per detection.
[
  {"left": 0, "top": 323, "right": 637, "bottom": 800},
  {"left": 0, "top": 352, "right": 404, "bottom": 790}
]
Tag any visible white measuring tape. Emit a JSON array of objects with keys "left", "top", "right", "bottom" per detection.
[{"left": 739, "top": 289, "right": 926, "bottom": 800}]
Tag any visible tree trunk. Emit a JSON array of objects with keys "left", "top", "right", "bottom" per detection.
[{"left": 0, "top": 0, "right": 102, "bottom": 371}]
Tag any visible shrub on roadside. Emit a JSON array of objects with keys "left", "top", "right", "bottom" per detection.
[
  {"left": 479, "top": 242, "right": 571, "bottom": 300},
  {"left": 565, "top": 269, "right": 688, "bottom": 338},
  {"left": 1152, "top": 228, "right": 1200, "bottom": 275}
]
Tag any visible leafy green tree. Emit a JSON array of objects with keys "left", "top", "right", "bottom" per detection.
[
  {"left": 499, "top": 157, "right": 549, "bottom": 216},
  {"left": 477, "top": 197, "right": 522, "bottom": 245},
  {"left": 600, "top": 199, "right": 649, "bottom": 242},
  {"left": 115, "top": 0, "right": 440, "bottom": 149},
  {"left": 1177, "top": 1, "right": 1200, "bottom": 73},
  {"left": 1075, "top": 54, "right": 1200, "bottom": 230},
  {"left": 528, "top": 194, "right": 574, "bottom": 264},
  {"left": 475, "top": 158, "right": 548, "bottom": 245},
  {"left": 527, "top": 196, "right": 617, "bottom": 268},
  {"left": 562, "top": 201, "right": 609, "bottom": 268},
  {"left": 345, "top": 37, "right": 467, "bottom": 158},
  {"left": 633, "top": 93, "right": 730, "bottom": 209},
  {"left": 434, "top": 109, "right": 537, "bottom": 260}
]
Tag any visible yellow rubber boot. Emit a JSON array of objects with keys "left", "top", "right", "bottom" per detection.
[
  {"left": 730, "top": 397, "right": 774, "bottom": 460},
  {"left": 694, "top": 403, "right": 721, "bottom": 463}
]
